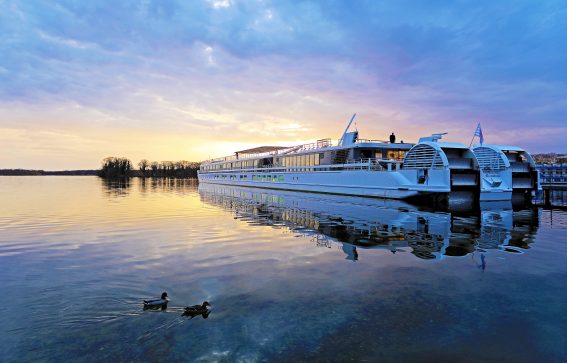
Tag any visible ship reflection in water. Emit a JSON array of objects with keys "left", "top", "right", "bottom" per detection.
[{"left": 199, "top": 184, "right": 539, "bottom": 262}]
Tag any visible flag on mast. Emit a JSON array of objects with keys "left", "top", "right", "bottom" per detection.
[{"left": 474, "top": 123, "right": 484, "bottom": 145}]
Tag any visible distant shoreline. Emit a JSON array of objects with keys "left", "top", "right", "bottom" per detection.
[
  {"left": 0, "top": 169, "right": 99, "bottom": 176},
  {"left": 0, "top": 169, "right": 201, "bottom": 177}
]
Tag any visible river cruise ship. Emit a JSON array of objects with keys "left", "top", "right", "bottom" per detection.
[{"left": 198, "top": 116, "right": 540, "bottom": 201}]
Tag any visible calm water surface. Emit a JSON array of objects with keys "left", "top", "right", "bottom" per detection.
[{"left": 1, "top": 177, "right": 566, "bottom": 362}]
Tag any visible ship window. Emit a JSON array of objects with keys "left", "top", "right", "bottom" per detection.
[
  {"left": 278, "top": 175, "right": 284, "bottom": 182},
  {"left": 387, "top": 150, "right": 406, "bottom": 161}
]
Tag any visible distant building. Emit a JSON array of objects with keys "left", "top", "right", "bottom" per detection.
[{"left": 533, "top": 153, "right": 566, "bottom": 164}]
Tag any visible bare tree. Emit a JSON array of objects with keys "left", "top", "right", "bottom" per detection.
[
  {"left": 138, "top": 159, "right": 149, "bottom": 177},
  {"left": 150, "top": 161, "right": 159, "bottom": 177}
]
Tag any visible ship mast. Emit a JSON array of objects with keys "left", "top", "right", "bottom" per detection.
[{"left": 338, "top": 113, "right": 357, "bottom": 146}]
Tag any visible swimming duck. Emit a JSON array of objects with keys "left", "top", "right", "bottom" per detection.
[
  {"left": 183, "top": 301, "right": 211, "bottom": 316},
  {"left": 143, "top": 292, "right": 169, "bottom": 309}
]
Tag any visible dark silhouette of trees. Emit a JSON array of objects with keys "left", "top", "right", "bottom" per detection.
[
  {"left": 99, "top": 157, "right": 200, "bottom": 179},
  {"left": 151, "top": 160, "right": 199, "bottom": 178},
  {"left": 150, "top": 161, "right": 159, "bottom": 177},
  {"left": 138, "top": 159, "right": 149, "bottom": 177},
  {"left": 99, "top": 157, "right": 132, "bottom": 178}
]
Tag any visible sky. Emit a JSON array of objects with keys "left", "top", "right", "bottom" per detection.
[{"left": 1, "top": 0, "right": 566, "bottom": 170}]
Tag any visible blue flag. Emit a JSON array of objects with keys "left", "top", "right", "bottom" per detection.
[{"left": 474, "top": 123, "right": 484, "bottom": 145}]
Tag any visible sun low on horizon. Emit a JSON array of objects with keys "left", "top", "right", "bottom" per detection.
[{"left": 1, "top": 0, "right": 566, "bottom": 170}]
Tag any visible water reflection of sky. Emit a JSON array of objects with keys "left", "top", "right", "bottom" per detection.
[{"left": 0, "top": 177, "right": 566, "bottom": 362}]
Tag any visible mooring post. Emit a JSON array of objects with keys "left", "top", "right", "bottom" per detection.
[{"left": 544, "top": 187, "right": 551, "bottom": 207}]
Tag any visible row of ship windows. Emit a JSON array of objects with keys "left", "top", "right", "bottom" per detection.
[
  {"left": 202, "top": 174, "right": 286, "bottom": 182},
  {"left": 202, "top": 160, "right": 257, "bottom": 171},
  {"left": 201, "top": 153, "right": 325, "bottom": 171},
  {"left": 279, "top": 153, "right": 323, "bottom": 167}
]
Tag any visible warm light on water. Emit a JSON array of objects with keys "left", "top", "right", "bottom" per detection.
[{"left": 1, "top": 177, "right": 566, "bottom": 362}]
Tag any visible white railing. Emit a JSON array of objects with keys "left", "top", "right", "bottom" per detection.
[
  {"left": 203, "top": 139, "right": 336, "bottom": 164},
  {"left": 198, "top": 158, "right": 407, "bottom": 174},
  {"left": 355, "top": 138, "right": 389, "bottom": 144},
  {"left": 202, "top": 136, "right": 401, "bottom": 165}
]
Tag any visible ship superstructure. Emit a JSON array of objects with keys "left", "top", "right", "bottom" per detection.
[{"left": 198, "top": 116, "right": 539, "bottom": 201}]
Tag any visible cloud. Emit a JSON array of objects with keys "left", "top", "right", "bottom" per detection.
[{"left": 1, "top": 0, "right": 566, "bottom": 169}]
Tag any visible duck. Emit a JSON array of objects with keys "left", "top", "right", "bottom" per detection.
[
  {"left": 183, "top": 301, "right": 211, "bottom": 316},
  {"left": 143, "top": 292, "right": 169, "bottom": 309}
]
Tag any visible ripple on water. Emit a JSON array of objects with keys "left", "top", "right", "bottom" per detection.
[{"left": 1, "top": 178, "right": 567, "bottom": 362}]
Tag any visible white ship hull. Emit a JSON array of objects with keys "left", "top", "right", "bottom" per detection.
[{"left": 198, "top": 169, "right": 451, "bottom": 199}]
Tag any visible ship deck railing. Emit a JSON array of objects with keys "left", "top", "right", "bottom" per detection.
[
  {"left": 200, "top": 158, "right": 406, "bottom": 174},
  {"left": 355, "top": 138, "right": 390, "bottom": 144},
  {"left": 202, "top": 138, "right": 401, "bottom": 164},
  {"left": 536, "top": 164, "right": 567, "bottom": 185}
]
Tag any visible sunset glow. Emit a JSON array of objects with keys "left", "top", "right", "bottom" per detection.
[{"left": 1, "top": 0, "right": 566, "bottom": 170}]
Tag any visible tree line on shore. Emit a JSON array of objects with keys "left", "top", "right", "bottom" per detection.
[{"left": 99, "top": 157, "right": 200, "bottom": 178}]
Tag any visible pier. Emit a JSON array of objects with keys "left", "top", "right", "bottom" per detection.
[
  {"left": 535, "top": 164, "right": 567, "bottom": 208},
  {"left": 537, "top": 163, "right": 567, "bottom": 185}
]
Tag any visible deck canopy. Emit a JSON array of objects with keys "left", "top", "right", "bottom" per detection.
[{"left": 235, "top": 146, "right": 289, "bottom": 155}]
